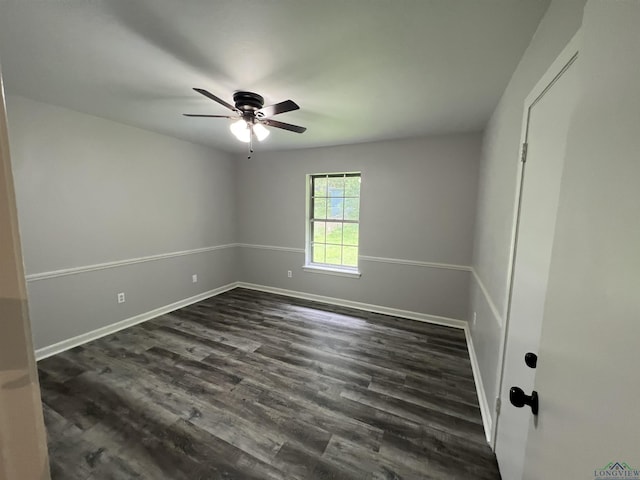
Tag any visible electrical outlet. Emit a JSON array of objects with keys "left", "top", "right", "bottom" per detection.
[
  {"left": 287, "top": 270, "right": 292, "bottom": 278},
  {"left": 117, "top": 292, "right": 125, "bottom": 304},
  {"left": 192, "top": 274, "right": 198, "bottom": 283},
  {"left": 473, "top": 311, "right": 477, "bottom": 326}
]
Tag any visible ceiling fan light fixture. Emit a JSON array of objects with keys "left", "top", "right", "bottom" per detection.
[
  {"left": 253, "top": 123, "right": 270, "bottom": 142},
  {"left": 230, "top": 119, "right": 250, "bottom": 143}
]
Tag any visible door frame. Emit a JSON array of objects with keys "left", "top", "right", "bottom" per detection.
[
  {"left": 491, "top": 30, "right": 582, "bottom": 448},
  {"left": 0, "top": 63, "right": 51, "bottom": 477}
]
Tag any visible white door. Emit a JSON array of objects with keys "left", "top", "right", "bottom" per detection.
[
  {"left": 494, "top": 35, "right": 581, "bottom": 480},
  {"left": 521, "top": 2, "right": 640, "bottom": 476}
]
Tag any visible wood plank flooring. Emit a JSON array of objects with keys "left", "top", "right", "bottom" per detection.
[{"left": 38, "top": 288, "right": 501, "bottom": 479}]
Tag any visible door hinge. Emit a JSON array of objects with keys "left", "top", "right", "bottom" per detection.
[
  {"left": 496, "top": 397, "right": 502, "bottom": 414},
  {"left": 521, "top": 142, "right": 528, "bottom": 163}
]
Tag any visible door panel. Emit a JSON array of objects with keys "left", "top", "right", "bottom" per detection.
[
  {"left": 495, "top": 48, "right": 580, "bottom": 479},
  {"left": 523, "top": 2, "right": 640, "bottom": 477}
]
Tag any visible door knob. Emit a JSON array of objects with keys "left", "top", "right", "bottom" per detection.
[
  {"left": 509, "top": 387, "right": 539, "bottom": 415},
  {"left": 525, "top": 352, "right": 538, "bottom": 368}
]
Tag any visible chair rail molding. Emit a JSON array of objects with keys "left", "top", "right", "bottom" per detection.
[{"left": 26, "top": 243, "right": 239, "bottom": 282}]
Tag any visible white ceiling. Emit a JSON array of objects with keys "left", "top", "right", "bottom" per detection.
[{"left": 0, "top": 0, "right": 550, "bottom": 154}]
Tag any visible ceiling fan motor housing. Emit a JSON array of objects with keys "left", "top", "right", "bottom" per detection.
[{"left": 233, "top": 91, "right": 264, "bottom": 113}]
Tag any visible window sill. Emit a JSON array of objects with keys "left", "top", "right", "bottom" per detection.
[{"left": 302, "top": 265, "right": 362, "bottom": 279}]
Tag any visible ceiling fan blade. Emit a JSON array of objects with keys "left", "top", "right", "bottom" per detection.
[
  {"left": 258, "top": 100, "right": 299, "bottom": 117},
  {"left": 263, "top": 119, "right": 307, "bottom": 134},
  {"left": 193, "top": 88, "right": 237, "bottom": 112},
  {"left": 183, "top": 114, "right": 233, "bottom": 118}
]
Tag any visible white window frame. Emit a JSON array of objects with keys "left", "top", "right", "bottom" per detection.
[{"left": 304, "top": 172, "right": 362, "bottom": 278}]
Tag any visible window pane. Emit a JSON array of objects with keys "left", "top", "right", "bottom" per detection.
[
  {"left": 326, "top": 245, "right": 342, "bottom": 265},
  {"left": 325, "top": 222, "right": 343, "bottom": 245},
  {"left": 328, "top": 176, "right": 345, "bottom": 197},
  {"left": 313, "top": 221, "right": 326, "bottom": 243},
  {"left": 313, "top": 243, "right": 325, "bottom": 263},
  {"left": 344, "top": 198, "right": 360, "bottom": 221},
  {"left": 313, "top": 197, "right": 327, "bottom": 220},
  {"left": 327, "top": 198, "right": 344, "bottom": 220},
  {"left": 314, "top": 176, "right": 327, "bottom": 197},
  {"left": 343, "top": 223, "right": 359, "bottom": 246},
  {"left": 345, "top": 175, "right": 360, "bottom": 197},
  {"left": 343, "top": 246, "right": 358, "bottom": 266}
]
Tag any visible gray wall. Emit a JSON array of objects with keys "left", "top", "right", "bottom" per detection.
[
  {"left": 468, "top": 0, "right": 586, "bottom": 431},
  {"left": 236, "top": 134, "right": 481, "bottom": 320},
  {"left": 6, "top": 95, "right": 237, "bottom": 349},
  {"left": 8, "top": 95, "right": 481, "bottom": 352}
]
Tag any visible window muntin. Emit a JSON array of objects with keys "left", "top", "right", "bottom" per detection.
[{"left": 308, "top": 172, "right": 360, "bottom": 269}]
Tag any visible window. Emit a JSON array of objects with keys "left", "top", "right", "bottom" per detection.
[{"left": 305, "top": 172, "right": 361, "bottom": 276}]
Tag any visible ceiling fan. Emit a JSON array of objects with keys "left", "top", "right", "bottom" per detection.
[{"left": 184, "top": 88, "right": 307, "bottom": 158}]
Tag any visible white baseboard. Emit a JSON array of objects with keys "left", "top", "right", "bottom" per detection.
[
  {"left": 464, "top": 325, "right": 493, "bottom": 445},
  {"left": 34, "top": 282, "right": 239, "bottom": 361},
  {"left": 237, "top": 282, "right": 466, "bottom": 329}
]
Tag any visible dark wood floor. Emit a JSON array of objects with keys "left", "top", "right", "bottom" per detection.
[{"left": 38, "top": 288, "right": 500, "bottom": 479}]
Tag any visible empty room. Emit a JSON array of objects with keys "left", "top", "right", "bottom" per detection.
[{"left": 1, "top": 1, "right": 639, "bottom": 479}]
